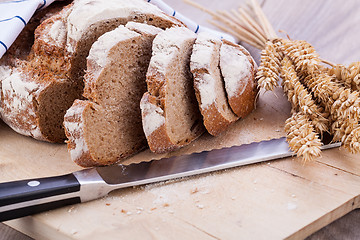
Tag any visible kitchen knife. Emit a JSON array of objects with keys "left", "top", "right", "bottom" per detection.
[{"left": 0, "top": 137, "right": 340, "bottom": 222}]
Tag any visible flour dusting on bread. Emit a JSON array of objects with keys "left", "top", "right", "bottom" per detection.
[
  {"left": 48, "top": 20, "right": 67, "bottom": 46},
  {"left": 140, "top": 97, "right": 165, "bottom": 137},
  {"left": 220, "top": 42, "right": 253, "bottom": 97},
  {"left": 0, "top": 67, "right": 43, "bottom": 139},
  {"left": 66, "top": 0, "right": 181, "bottom": 52},
  {"left": 64, "top": 102, "right": 90, "bottom": 163},
  {"left": 196, "top": 73, "right": 217, "bottom": 109},
  {"left": 150, "top": 27, "right": 195, "bottom": 74},
  {"left": 219, "top": 40, "right": 257, "bottom": 118},
  {"left": 88, "top": 26, "right": 139, "bottom": 68}
]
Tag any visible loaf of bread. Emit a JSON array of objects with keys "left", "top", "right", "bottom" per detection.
[
  {"left": 0, "top": 0, "right": 182, "bottom": 143},
  {"left": 0, "top": 0, "right": 258, "bottom": 167},
  {"left": 64, "top": 23, "right": 162, "bottom": 167},
  {"left": 190, "top": 32, "right": 239, "bottom": 136},
  {"left": 141, "top": 27, "right": 205, "bottom": 153}
]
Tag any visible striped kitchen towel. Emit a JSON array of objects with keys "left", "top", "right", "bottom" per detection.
[
  {"left": 0, "top": 0, "right": 235, "bottom": 58},
  {"left": 146, "top": 0, "right": 235, "bottom": 41},
  {"left": 0, "top": 0, "right": 55, "bottom": 58}
]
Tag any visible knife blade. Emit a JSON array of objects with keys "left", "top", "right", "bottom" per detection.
[{"left": 0, "top": 137, "right": 340, "bottom": 222}]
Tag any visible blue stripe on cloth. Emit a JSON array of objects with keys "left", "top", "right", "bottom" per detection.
[
  {"left": 0, "top": 0, "right": 29, "bottom": 4},
  {"left": 37, "top": 0, "right": 46, "bottom": 10},
  {"left": 15, "top": 15, "right": 26, "bottom": 25},
  {"left": 0, "top": 17, "right": 14, "bottom": 23},
  {"left": 0, "top": 16, "right": 27, "bottom": 26},
  {"left": 147, "top": 0, "right": 151, "bottom": 2},
  {"left": 0, "top": 41, "right": 8, "bottom": 51},
  {"left": 195, "top": 25, "right": 200, "bottom": 33},
  {"left": 172, "top": 10, "right": 176, "bottom": 16}
]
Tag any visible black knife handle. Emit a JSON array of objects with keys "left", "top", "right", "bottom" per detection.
[{"left": 0, "top": 173, "right": 81, "bottom": 222}]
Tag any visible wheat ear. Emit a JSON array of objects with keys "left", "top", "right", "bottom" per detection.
[
  {"left": 282, "top": 39, "right": 321, "bottom": 74},
  {"left": 331, "top": 88, "right": 360, "bottom": 121},
  {"left": 348, "top": 62, "right": 360, "bottom": 91},
  {"left": 303, "top": 71, "right": 360, "bottom": 152},
  {"left": 281, "top": 57, "right": 329, "bottom": 134},
  {"left": 329, "top": 62, "right": 360, "bottom": 91},
  {"left": 343, "top": 126, "right": 360, "bottom": 153},
  {"left": 302, "top": 71, "right": 338, "bottom": 109},
  {"left": 285, "top": 112, "right": 322, "bottom": 162},
  {"left": 256, "top": 40, "right": 283, "bottom": 91}
]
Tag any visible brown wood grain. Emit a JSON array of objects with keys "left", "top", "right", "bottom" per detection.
[
  {"left": 308, "top": 209, "right": 360, "bottom": 240},
  {"left": 0, "top": 223, "right": 32, "bottom": 240},
  {"left": 1, "top": 0, "right": 360, "bottom": 239},
  {"left": 263, "top": 0, "right": 360, "bottom": 65},
  {"left": 2, "top": 209, "right": 360, "bottom": 240}
]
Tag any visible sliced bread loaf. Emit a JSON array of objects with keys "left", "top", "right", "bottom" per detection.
[
  {"left": 64, "top": 23, "right": 162, "bottom": 167},
  {"left": 0, "top": 0, "right": 182, "bottom": 143},
  {"left": 190, "top": 32, "right": 239, "bottom": 136},
  {"left": 220, "top": 40, "right": 258, "bottom": 118},
  {"left": 141, "top": 26, "right": 205, "bottom": 153}
]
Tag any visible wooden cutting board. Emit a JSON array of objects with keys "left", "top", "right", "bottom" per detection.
[{"left": 1, "top": 0, "right": 360, "bottom": 239}]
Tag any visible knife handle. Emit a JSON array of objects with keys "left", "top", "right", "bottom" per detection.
[{"left": 0, "top": 173, "right": 81, "bottom": 222}]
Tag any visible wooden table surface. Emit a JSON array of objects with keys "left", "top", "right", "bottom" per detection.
[{"left": 1, "top": 0, "right": 360, "bottom": 239}]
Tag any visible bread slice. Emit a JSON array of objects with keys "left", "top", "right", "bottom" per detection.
[
  {"left": 190, "top": 32, "right": 239, "bottom": 136},
  {"left": 0, "top": 0, "right": 182, "bottom": 143},
  {"left": 219, "top": 40, "right": 258, "bottom": 118},
  {"left": 64, "top": 23, "right": 162, "bottom": 167},
  {"left": 141, "top": 26, "right": 205, "bottom": 153}
]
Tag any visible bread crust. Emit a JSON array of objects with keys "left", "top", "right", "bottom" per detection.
[
  {"left": 64, "top": 100, "right": 103, "bottom": 167},
  {"left": 0, "top": 58, "right": 73, "bottom": 143},
  {"left": 192, "top": 84, "right": 238, "bottom": 136},
  {"left": 140, "top": 92, "right": 180, "bottom": 153},
  {"left": 0, "top": 67, "right": 44, "bottom": 141},
  {"left": 220, "top": 40, "right": 258, "bottom": 118}
]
